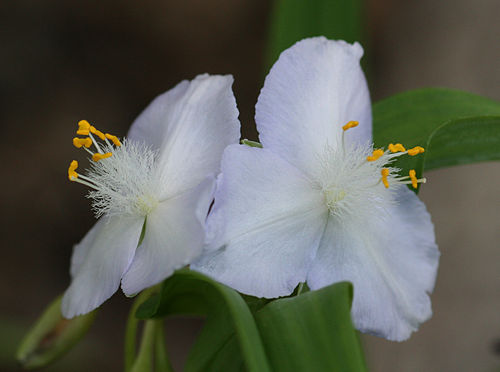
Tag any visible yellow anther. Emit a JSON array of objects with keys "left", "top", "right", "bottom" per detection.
[
  {"left": 342, "top": 121, "right": 359, "bottom": 131},
  {"left": 92, "top": 152, "right": 112, "bottom": 162},
  {"left": 88, "top": 125, "right": 106, "bottom": 140},
  {"left": 409, "top": 169, "right": 418, "bottom": 189},
  {"left": 367, "top": 149, "right": 384, "bottom": 162},
  {"left": 72, "top": 137, "right": 92, "bottom": 148},
  {"left": 388, "top": 143, "right": 406, "bottom": 153},
  {"left": 381, "top": 168, "right": 390, "bottom": 188},
  {"left": 407, "top": 146, "right": 425, "bottom": 156},
  {"left": 68, "top": 160, "right": 78, "bottom": 181},
  {"left": 105, "top": 133, "right": 122, "bottom": 146},
  {"left": 77, "top": 120, "right": 91, "bottom": 135}
]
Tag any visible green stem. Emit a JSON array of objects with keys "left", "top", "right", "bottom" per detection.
[
  {"left": 130, "top": 320, "right": 156, "bottom": 372},
  {"left": 154, "top": 319, "right": 174, "bottom": 372},
  {"left": 124, "top": 289, "right": 156, "bottom": 372}
]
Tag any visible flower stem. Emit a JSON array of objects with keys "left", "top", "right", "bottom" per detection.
[
  {"left": 154, "top": 319, "right": 174, "bottom": 372},
  {"left": 124, "top": 288, "right": 156, "bottom": 372},
  {"left": 130, "top": 320, "right": 156, "bottom": 372}
]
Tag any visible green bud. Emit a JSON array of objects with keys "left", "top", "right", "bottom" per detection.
[{"left": 16, "top": 295, "right": 97, "bottom": 369}]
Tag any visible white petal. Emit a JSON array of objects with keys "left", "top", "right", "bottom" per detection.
[
  {"left": 61, "top": 216, "right": 144, "bottom": 318},
  {"left": 307, "top": 187, "right": 439, "bottom": 341},
  {"left": 128, "top": 74, "right": 240, "bottom": 197},
  {"left": 256, "top": 37, "right": 371, "bottom": 175},
  {"left": 192, "top": 145, "right": 328, "bottom": 298},
  {"left": 121, "top": 177, "right": 215, "bottom": 296},
  {"left": 69, "top": 218, "right": 106, "bottom": 278}
]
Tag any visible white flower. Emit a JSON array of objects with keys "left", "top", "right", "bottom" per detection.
[
  {"left": 62, "top": 74, "right": 240, "bottom": 318},
  {"left": 193, "top": 38, "right": 440, "bottom": 341}
]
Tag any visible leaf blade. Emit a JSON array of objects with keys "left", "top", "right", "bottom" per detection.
[
  {"left": 255, "top": 282, "right": 366, "bottom": 372},
  {"left": 372, "top": 88, "right": 500, "bottom": 183},
  {"left": 266, "top": 0, "right": 363, "bottom": 71},
  {"left": 136, "top": 270, "right": 271, "bottom": 372}
]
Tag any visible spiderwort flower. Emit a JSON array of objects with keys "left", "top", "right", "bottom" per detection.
[
  {"left": 62, "top": 74, "right": 240, "bottom": 318},
  {"left": 193, "top": 38, "right": 439, "bottom": 341}
]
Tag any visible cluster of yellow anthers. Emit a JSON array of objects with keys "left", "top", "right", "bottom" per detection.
[
  {"left": 342, "top": 121, "right": 426, "bottom": 189},
  {"left": 68, "top": 120, "right": 121, "bottom": 182}
]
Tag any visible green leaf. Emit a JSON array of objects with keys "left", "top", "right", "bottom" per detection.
[
  {"left": 255, "top": 282, "right": 366, "bottom": 372},
  {"left": 136, "top": 270, "right": 271, "bottom": 372},
  {"left": 266, "top": 0, "right": 363, "bottom": 70},
  {"left": 373, "top": 88, "right": 500, "bottom": 186},
  {"left": 424, "top": 116, "right": 500, "bottom": 170},
  {"left": 16, "top": 296, "right": 96, "bottom": 369}
]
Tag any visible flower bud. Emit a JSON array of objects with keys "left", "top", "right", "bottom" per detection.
[{"left": 16, "top": 295, "right": 96, "bottom": 369}]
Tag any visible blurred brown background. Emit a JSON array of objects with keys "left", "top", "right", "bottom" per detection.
[{"left": 1, "top": 0, "right": 499, "bottom": 371}]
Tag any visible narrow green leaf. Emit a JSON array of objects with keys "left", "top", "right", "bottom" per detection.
[
  {"left": 266, "top": 0, "right": 363, "bottom": 70},
  {"left": 136, "top": 270, "right": 271, "bottom": 372},
  {"left": 372, "top": 88, "right": 500, "bottom": 186},
  {"left": 255, "top": 282, "right": 366, "bottom": 372}
]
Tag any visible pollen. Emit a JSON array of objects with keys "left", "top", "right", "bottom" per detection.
[
  {"left": 407, "top": 146, "right": 425, "bottom": 156},
  {"left": 77, "top": 120, "right": 91, "bottom": 135},
  {"left": 381, "top": 168, "right": 390, "bottom": 188},
  {"left": 68, "top": 160, "right": 78, "bottom": 180},
  {"left": 342, "top": 121, "right": 359, "bottom": 131},
  {"left": 90, "top": 126, "right": 106, "bottom": 141},
  {"left": 73, "top": 137, "right": 92, "bottom": 149},
  {"left": 367, "top": 149, "right": 384, "bottom": 162},
  {"left": 388, "top": 143, "right": 406, "bottom": 153},
  {"left": 105, "top": 133, "right": 122, "bottom": 147},
  {"left": 92, "top": 152, "right": 112, "bottom": 162},
  {"left": 409, "top": 169, "right": 418, "bottom": 189}
]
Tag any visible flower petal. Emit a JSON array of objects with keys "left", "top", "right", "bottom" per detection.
[
  {"left": 128, "top": 74, "right": 240, "bottom": 197},
  {"left": 192, "top": 145, "right": 328, "bottom": 298},
  {"left": 307, "top": 187, "right": 439, "bottom": 341},
  {"left": 61, "top": 216, "right": 144, "bottom": 318},
  {"left": 121, "top": 177, "right": 215, "bottom": 296},
  {"left": 69, "top": 218, "right": 106, "bottom": 278},
  {"left": 256, "top": 37, "right": 371, "bottom": 175}
]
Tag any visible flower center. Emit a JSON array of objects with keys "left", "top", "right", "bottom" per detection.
[
  {"left": 316, "top": 121, "right": 427, "bottom": 218},
  {"left": 68, "top": 120, "right": 160, "bottom": 218}
]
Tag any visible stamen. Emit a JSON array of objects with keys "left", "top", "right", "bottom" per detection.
[
  {"left": 92, "top": 152, "right": 112, "bottom": 162},
  {"left": 73, "top": 137, "right": 92, "bottom": 149},
  {"left": 381, "top": 168, "right": 390, "bottom": 188},
  {"left": 90, "top": 126, "right": 106, "bottom": 141},
  {"left": 77, "top": 120, "right": 91, "bottom": 135},
  {"left": 367, "top": 149, "right": 384, "bottom": 162},
  {"left": 409, "top": 170, "right": 417, "bottom": 188},
  {"left": 407, "top": 169, "right": 427, "bottom": 189},
  {"left": 388, "top": 143, "right": 406, "bottom": 153},
  {"left": 68, "top": 160, "right": 79, "bottom": 180},
  {"left": 407, "top": 146, "right": 425, "bottom": 156},
  {"left": 342, "top": 121, "right": 359, "bottom": 131},
  {"left": 88, "top": 132, "right": 103, "bottom": 154},
  {"left": 105, "top": 133, "right": 122, "bottom": 147}
]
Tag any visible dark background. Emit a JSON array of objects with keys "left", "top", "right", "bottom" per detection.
[{"left": 1, "top": 1, "right": 499, "bottom": 371}]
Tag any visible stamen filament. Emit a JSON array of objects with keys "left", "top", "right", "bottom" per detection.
[
  {"left": 82, "top": 146, "right": 94, "bottom": 156},
  {"left": 88, "top": 132, "right": 103, "bottom": 154},
  {"left": 72, "top": 177, "right": 100, "bottom": 190}
]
